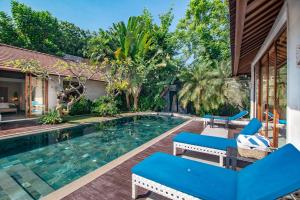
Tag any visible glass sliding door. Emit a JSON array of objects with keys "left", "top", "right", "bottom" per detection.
[{"left": 25, "top": 74, "right": 47, "bottom": 117}]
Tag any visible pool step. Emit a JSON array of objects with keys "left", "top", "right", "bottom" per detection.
[
  {"left": 6, "top": 164, "right": 54, "bottom": 199},
  {"left": 0, "top": 171, "right": 33, "bottom": 200}
]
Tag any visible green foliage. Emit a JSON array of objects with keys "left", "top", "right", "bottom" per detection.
[
  {"left": 178, "top": 59, "right": 249, "bottom": 115},
  {"left": 0, "top": 1, "right": 90, "bottom": 57},
  {"left": 69, "top": 97, "right": 93, "bottom": 116},
  {"left": 0, "top": 11, "right": 23, "bottom": 46},
  {"left": 176, "top": 0, "right": 230, "bottom": 61},
  {"left": 92, "top": 96, "right": 119, "bottom": 116},
  {"left": 39, "top": 110, "right": 63, "bottom": 124},
  {"left": 139, "top": 95, "right": 166, "bottom": 112},
  {"left": 86, "top": 9, "right": 180, "bottom": 111}
]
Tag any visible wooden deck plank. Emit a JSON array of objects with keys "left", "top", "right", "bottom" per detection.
[{"left": 62, "top": 121, "right": 241, "bottom": 200}]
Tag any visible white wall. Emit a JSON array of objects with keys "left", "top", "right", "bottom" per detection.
[
  {"left": 48, "top": 76, "right": 62, "bottom": 110},
  {"left": 85, "top": 80, "right": 106, "bottom": 101},
  {"left": 286, "top": 0, "right": 300, "bottom": 149},
  {"left": 47, "top": 77, "right": 106, "bottom": 110}
]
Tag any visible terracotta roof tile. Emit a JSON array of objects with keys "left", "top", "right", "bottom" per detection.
[{"left": 0, "top": 43, "right": 105, "bottom": 82}]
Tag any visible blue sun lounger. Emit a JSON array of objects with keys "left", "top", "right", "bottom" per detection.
[
  {"left": 132, "top": 144, "right": 300, "bottom": 200},
  {"left": 265, "top": 111, "right": 287, "bottom": 125},
  {"left": 203, "top": 110, "right": 248, "bottom": 127},
  {"left": 173, "top": 118, "right": 262, "bottom": 165}
]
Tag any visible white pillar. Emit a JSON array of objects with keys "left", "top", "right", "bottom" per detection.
[{"left": 286, "top": 0, "right": 300, "bottom": 149}]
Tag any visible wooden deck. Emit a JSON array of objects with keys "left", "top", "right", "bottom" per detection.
[{"left": 62, "top": 120, "right": 241, "bottom": 200}]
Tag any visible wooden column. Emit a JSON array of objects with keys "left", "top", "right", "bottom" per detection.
[
  {"left": 24, "top": 74, "right": 28, "bottom": 118},
  {"left": 44, "top": 79, "right": 49, "bottom": 113},
  {"left": 265, "top": 53, "right": 270, "bottom": 137},
  {"left": 257, "top": 61, "right": 262, "bottom": 120},
  {"left": 28, "top": 74, "right": 32, "bottom": 117},
  {"left": 273, "top": 41, "right": 279, "bottom": 147}
]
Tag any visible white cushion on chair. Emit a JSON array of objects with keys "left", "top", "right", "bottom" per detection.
[{"left": 237, "top": 133, "right": 271, "bottom": 151}]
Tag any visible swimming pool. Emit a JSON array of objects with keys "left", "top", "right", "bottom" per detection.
[{"left": 0, "top": 115, "right": 185, "bottom": 199}]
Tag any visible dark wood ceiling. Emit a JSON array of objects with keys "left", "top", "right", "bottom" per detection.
[{"left": 229, "top": 0, "right": 284, "bottom": 76}]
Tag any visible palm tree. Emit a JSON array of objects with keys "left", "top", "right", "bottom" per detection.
[
  {"left": 110, "top": 16, "right": 161, "bottom": 110},
  {"left": 178, "top": 60, "right": 225, "bottom": 114},
  {"left": 178, "top": 59, "right": 249, "bottom": 115}
]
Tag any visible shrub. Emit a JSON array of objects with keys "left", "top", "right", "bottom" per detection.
[
  {"left": 39, "top": 110, "right": 63, "bottom": 124},
  {"left": 69, "top": 96, "right": 93, "bottom": 116},
  {"left": 92, "top": 96, "right": 119, "bottom": 116},
  {"left": 139, "top": 95, "right": 166, "bottom": 112}
]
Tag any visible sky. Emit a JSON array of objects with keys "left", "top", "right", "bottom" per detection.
[{"left": 0, "top": 0, "right": 189, "bottom": 32}]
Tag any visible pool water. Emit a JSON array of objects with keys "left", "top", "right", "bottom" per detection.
[{"left": 0, "top": 115, "right": 185, "bottom": 199}]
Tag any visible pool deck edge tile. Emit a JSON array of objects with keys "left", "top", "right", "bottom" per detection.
[{"left": 41, "top": 119, "right": 194, "bottom": 200}]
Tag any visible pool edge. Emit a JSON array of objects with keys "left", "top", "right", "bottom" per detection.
[{"left": 41, "top": 118, "right": 194, "bottom": 200}]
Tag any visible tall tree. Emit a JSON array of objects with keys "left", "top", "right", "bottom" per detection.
[
  {"left": 11, "top": 0, "right": 62, "bottom": 54},
  {"left": 0, "top": 11, "right": 23, "bottom": 46},
  {"left": 0, "top": 1, "right": 90, "bottom": 57},
  {"left": 58, "top": 21, "right": 92, "bottom": 57},
  {"left": 176, "top": 0, "right": 230, "bottom": 62}
]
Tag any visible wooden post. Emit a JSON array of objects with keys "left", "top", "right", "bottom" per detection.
[
  {"left": 28, "top": 74, "right": 32, "bottom": 117},
  {"left": 257, "top": 62, "right": 262, "bottom": 121},
  {"left": 273, "top": 41, "right": 279, "bottom": 147},
  {"left": 44, "top": 79, "right": 49, "bottom": 113},
  {"left": 24, "top": 74, "right": 28, "bottom": 118},
  {"left": 265, "top": 52, "right": 270, "bottom": 138}
]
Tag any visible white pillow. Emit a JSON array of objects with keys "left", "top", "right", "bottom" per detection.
[{"left": 0, "top": 103, "right": 10, "bottom": 109}]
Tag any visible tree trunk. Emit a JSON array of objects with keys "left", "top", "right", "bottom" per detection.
[
  {"left": 125, "top": 92, "right": 131, "bottom": 110},
  {"left": 133, "top": 95, "right": 139, "bottom": 111},
  {"left": 133, "top": 87, "right": 141, "bottom": 111}
]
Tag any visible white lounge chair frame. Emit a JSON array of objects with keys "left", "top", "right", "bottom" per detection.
[
  {"left": 173, "top": 142, "right": 226, "bottom": 166},
  {"left": 132, "top": 174, "right": 199, "bottom": 200}
]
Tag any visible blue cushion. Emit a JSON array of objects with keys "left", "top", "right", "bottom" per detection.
[
  {"left": 203, "top": 111, "right": 248, "bottom": 121},
  {"left": 279, "top": 119, "right": 287, "bottom": 125},
  {"left": 132, "top": 152, "right": 237, "bottom": 200},
  {"left": 203, "top": 115, "right": 227, "bottom": 121},
  {"left": 267, "top": 112, "right": 287, "bottom": 125},
  {"left": 239, "top": 118, "right": 262, "bottom": 135},
  {"left": 173, "top": 132, "right": 237, "bottom": 151},
  {"left": 228, "top": 111, "right": 248, "bottom": 121},
  {"left": 237, "top": 144, "right": 300, "bottom": 200}
]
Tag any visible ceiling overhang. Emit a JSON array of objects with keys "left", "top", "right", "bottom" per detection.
[{"left": 229, "top": 0, "right": 284, "bottom": 76}]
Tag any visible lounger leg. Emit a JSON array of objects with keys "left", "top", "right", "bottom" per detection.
[
  {"left": 132, "top": 182, "right": 137, "bottom": 199},
  {"left": 219, "top": 155, "right": 224, "bottom": 166},
  {"left": 173, "top": 144, "right": 177, "bottom": 156}
]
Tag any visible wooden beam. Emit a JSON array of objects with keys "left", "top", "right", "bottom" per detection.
[
  {"left": 244, "top": 0, "right": 283, "bottom": 30},
  {"left": 246, "top": 0, "right": 267, "bottom": 14},
  {"left": 245, "top": 0, "right": 282, "bottom": 24},
  {"left": 233, "top": 0, "right": 247, "bottom": 76},
  {"left": 243, "top": 18, "right": 276, "bottom": 41}
]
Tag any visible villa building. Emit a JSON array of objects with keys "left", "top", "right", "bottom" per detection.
[
  {"left": 229, "top": 0, "right": 300, "bottom": 148},
  {"left": 0, "top": 44, "right": 106, "bottom": 120}
]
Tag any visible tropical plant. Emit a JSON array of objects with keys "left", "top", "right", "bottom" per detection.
[
  {"left": 39, "top": 110, "right": 63, "bottom": 124},
  {"left": 178, "top": 59, "right": 250, "bottom": 115},
  {"left": 92, "top": 96, "right": 119, "bottom": 116},
  {"left": 69, "top": 96, "right": 93, "bottom": 115}
]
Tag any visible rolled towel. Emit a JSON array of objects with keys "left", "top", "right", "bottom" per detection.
[{"left": 237, "top": 133, "right": 271, "bottom": 152}]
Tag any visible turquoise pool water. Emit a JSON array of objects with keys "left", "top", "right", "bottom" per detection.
[{"left": 0, "top": 115, "right": 185, "bottom": 199}]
